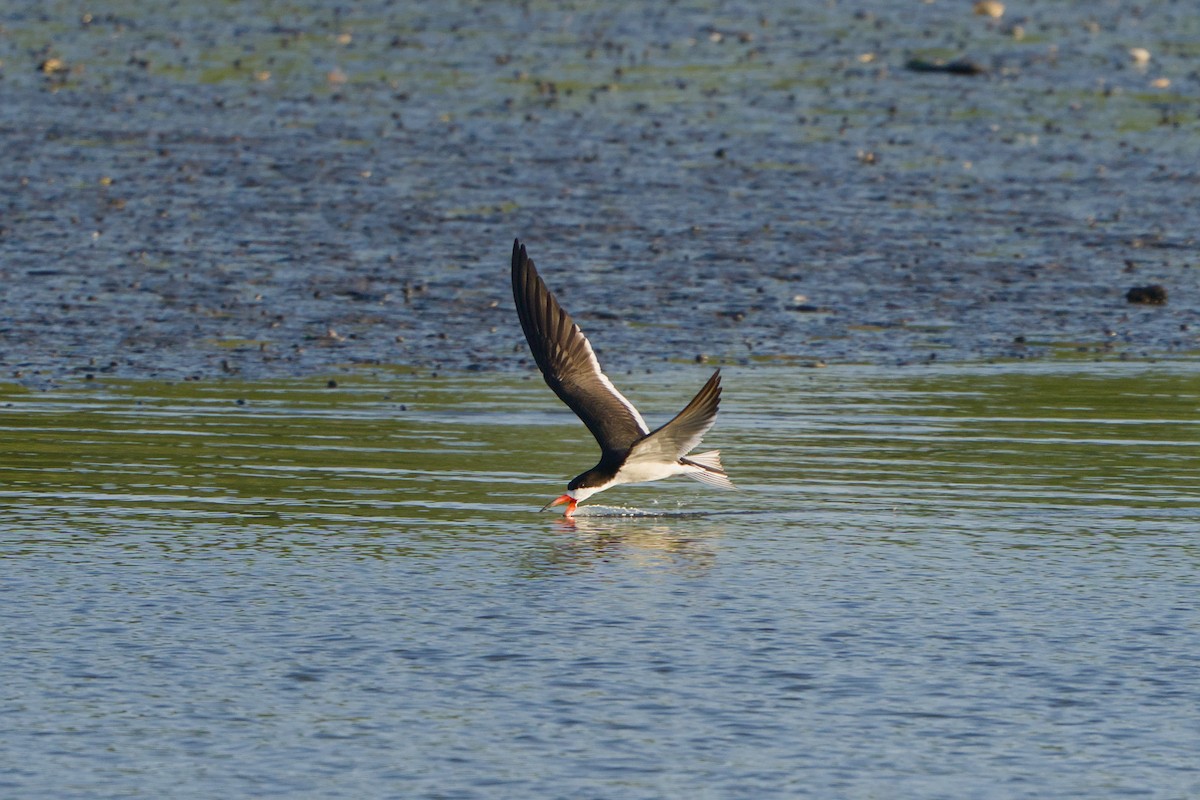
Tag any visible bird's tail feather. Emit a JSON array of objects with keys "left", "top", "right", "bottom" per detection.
[{"left": 681, "top": 451, "right": 735, "bottom": 490}]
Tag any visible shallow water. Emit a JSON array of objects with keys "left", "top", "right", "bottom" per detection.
[{"left": 3, "top": 362, "right": 1198, "bottom": 798}]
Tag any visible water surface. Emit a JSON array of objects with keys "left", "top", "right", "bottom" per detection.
[{"left": 3, "top": 362, "right": 1198, "bottom": 798}]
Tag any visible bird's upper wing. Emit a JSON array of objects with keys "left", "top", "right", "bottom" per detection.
[
  {"left": 511, "top": 239, "right": 649, "bottom": 454},
  {"left": 623, "top": 369, "right": 722, "bottom": 467}
]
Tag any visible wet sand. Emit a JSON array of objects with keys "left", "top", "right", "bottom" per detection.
[{"left": 1, "top": 1, "right": 1197, "bottom": 386}]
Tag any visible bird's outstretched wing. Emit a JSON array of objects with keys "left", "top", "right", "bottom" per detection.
[
  {"left": 623, "top": 369, "right": 722, "bottom": 468},
  {"left": 511, "top": 239, "right": 649, "bottom": 455}
]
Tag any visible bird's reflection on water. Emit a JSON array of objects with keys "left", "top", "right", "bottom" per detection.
[{"left": 517, "top": 510, "right": 723, "bottom": 576}]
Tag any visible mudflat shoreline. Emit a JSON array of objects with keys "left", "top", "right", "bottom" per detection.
[{"left": 2, "top": 2, "right": 1196, "bottom": 386}]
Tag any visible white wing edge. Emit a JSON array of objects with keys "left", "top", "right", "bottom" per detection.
[{"left": 576, "top": 323, "right": 650, "bottom": 435}]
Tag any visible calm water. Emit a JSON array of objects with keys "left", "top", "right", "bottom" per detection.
[{"left": 3, "top": 362, "right": 1198, "bottom": 798}]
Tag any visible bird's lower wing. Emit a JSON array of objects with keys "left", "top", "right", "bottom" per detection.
[{"left": 624, "top": 370, "right": 722, "bottom": 468}]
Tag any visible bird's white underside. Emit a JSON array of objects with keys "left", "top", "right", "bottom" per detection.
[
  {"left": 567, "top": 461, "right": 687, "bottom": 503},
  {"left": 567, "top": 450, "right": 730, "bottom": 503}
]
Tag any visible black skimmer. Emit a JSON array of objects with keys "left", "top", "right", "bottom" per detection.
[{"left": 511, "top": 239, "right": 733, "bottom": 517}]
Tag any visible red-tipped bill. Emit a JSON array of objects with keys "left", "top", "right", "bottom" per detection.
[{"left": 541, "top": 494, "right": 578, "bottom": 517}]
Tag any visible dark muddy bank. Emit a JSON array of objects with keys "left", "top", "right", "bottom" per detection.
[{"left": 1, "top": 1, "right": 1197, "bottom": 386}]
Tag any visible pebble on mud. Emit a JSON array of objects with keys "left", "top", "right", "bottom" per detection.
[
  {"left": 1128, "top": 47, "right": 1151, "bottom": 66},
  {"left": 39, "top": 57, "right": 69, "bottom": 74},
  {"left": 1126, "top": 285, "right": 1167, "bottom": 304},
  {"left": 973, "top": 1, "right": 1004, "bottom": 19}
]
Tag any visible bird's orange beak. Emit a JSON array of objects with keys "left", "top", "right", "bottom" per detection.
[{"left": 541, "top": 494, "right": 577, "bottom": 517}]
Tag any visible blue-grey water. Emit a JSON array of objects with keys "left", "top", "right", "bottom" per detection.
[{"left": 3, "top": 363, "right": 1198, "bottom": 798}]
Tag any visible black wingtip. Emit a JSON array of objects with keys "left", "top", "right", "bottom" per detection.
[{"left": 512, "top": 238, "right": 535, "bottom": 275}]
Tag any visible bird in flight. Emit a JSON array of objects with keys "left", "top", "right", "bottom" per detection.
[{"left": 511, "top": 239, "right": 733, "bottom": 517}]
